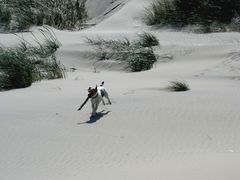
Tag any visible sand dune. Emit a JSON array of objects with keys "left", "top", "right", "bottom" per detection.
[{"left": 1, "top": 0, "right": 240, "bottom": 180}]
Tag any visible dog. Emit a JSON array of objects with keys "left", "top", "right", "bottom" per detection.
[{"left": 87, "top": 81, "right": 111, "bottom": 116}]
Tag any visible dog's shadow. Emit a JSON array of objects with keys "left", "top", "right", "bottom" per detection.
[{"left": 77, "top": 110, "right": 111, "bottom": 125}]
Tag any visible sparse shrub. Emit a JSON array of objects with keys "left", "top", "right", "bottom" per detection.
[
  {"left": 167, "top": 80, "right": 190, "bottom": 91},
  {"left": 86, "top": 33, "right": 158, "bottom": 72},
  {"left": 127, "top": 48, "right": 157, "bottom": 72},
  {"left": 86, "top": 37, "right": 131, "bottom": 61},
  {"left": 0, "top": 28, "right": 64, "bottom": 90}
]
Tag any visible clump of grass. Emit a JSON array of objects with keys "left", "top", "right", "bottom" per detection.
[
  {"left": 137, "top": 32, "right": 160, "bottom": 47},
  {"left": 167, "top": 80, "right": 190, "bottom": 91},
  {"left": 86, "top": 37, "right": 132, "bottom": 61},
  {"left": 27, "top": 28, "right": 61, "bottom": 58},
  {"left": 0, "top": 0, "right": 88, "bottom": 31},
  {"left": 33, "top": 56, "right": 65, "bottom": 81},
  {"left": 144, "top": 0, "right": 240, "bottom": 32},
  {"left": 144, "top": 0, "right": 176, "bottom": 26},
  {"left": 0, "top": 47, "right": 35, "bottom": 89},
  {"left": 0, "top": 2, "right": 11, "bottom": 31},
  {"left": 0, "top": 28, "right": 64, "bottom": 90},
  {"left": 86, "top": 33, "right": 159, "bottom": 72},
  {"left": 126, "top": 47, "right": 157, "bottom": 72}
]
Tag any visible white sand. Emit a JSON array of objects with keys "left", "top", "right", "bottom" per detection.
[{"left": 1, "top": 0, "right": 240, "bottom": 179}]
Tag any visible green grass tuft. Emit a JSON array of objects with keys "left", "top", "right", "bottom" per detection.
[
  {"left": 0, "top": 47, "right": 34, "bottom": 89},
  {"left": 0, "top": 0, "right": 88, "bottom": 31},
  {"left": 0, "top": 28, "right": 64, "bottom": 90},
  {"left": 167, "top": 80, "right": 190, "bottom": 91},
  {"left": 144, "top": 0, "right": 176, "bottom": 26},
  {"left": 144, "top": 0, "right": 240, "bottom": 32},
  {"left": 86, "top": 34, "right": 159, "bottom": 72},
  {"left": 137, "top": 32, "right": 160, "bottom": 47}
]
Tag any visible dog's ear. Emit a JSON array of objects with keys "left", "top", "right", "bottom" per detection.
[
  {"left": 88, "top": 87, "right": 92, "bottom": 92},
  {"left": 95, "top": 85, "right": 97, "bottom": 90}
]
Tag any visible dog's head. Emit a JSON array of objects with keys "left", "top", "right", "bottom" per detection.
[{"left": 88, "top": 85, "right": 97, "bottom": 98}]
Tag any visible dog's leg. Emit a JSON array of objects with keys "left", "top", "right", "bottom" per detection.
[
  {"left": 105, "top": 95, "right": 112, "bottom": 104},
  {"left": 95, "top": 102, "right": 100, "bottom": 112},
  {"left": 92, "top": 101, "right": 101, "bottom": 116},
  {"left": 91, "top": 103, "right": 96, "bottom": 116},
  {"left": 102, "top": 98, "right": 105, "bottom": 105},
  {"left": 103, "top": 91, "right": 111, "bottom": 105},
  {"left": 107, "top": 97, "right": 112, "bottom": 104}
]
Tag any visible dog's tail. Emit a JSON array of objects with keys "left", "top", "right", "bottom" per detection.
[{"left": 100, "top": 81, "right": 104, "bottom": 86}]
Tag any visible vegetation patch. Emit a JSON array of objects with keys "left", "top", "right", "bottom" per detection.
[
  {"left": 0, "top": 2, "right": 11, "bottom": 31},
  {"left": 0, "top": 0, "right": 87, "bottom": 32},
  {"left": 144, "top": 0, "right": 240, "bottom": 32},
  {"left": 86, "top": 32, "right": 159, "bottom": 72},
  {"left": 167, "top": 80, "right": 190, "bottom": 91},
  {"left": 137, "top": 32, "right": 160, "bottom": 47},
  {"left": 0, "top": 28, "right": 64, "bottom": 90}
]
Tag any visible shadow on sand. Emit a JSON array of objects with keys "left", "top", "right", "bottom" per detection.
[{"left": 77, "top": 110, "right": 111, "bottom": 125}]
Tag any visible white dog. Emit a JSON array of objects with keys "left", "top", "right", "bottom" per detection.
[{"left": 87, "top": 82, "right": 111, "bottom": 116}]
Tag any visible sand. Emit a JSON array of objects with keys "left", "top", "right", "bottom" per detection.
[{"left": 0, "top": 0, "right": 240, "bottom": 179}]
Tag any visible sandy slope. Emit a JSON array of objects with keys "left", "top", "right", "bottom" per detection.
[
  {"left": 86, "top": 0, "right": 129, "bottom": 24},
  {"left": 1, "top": 0, "right": 240, "bottom": 180}
]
